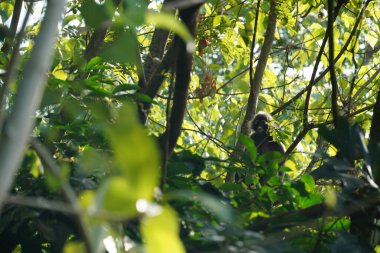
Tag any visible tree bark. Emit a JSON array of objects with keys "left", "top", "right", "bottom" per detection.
[
  {"left": 226, "top": 0, "right": 277, "bottom": 182},
  {"left": 242, "top": 0, "right": 277, "bottom": 134},
  {"left": 159, "top": 2, "right": 205, "bottom": 187},
  {"left": 84, "top": 0, "right": 121, "bottom": 61}
]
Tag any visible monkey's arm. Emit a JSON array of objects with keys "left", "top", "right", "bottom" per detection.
[{"left": 268, "top": 141, "right": 285, "bottom": 155}]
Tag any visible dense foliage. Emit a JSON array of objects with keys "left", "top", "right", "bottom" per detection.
[{"left": 0, "top": 0, "right": 380, "bottom": 252}]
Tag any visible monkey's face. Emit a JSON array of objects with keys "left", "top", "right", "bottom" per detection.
[{"left": 252, "top": 116, "right": 269, "bottom": 134}]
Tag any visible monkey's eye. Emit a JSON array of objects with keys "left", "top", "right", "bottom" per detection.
[{"left": 257, "top": 120, "right": 265, "bottom": 125}]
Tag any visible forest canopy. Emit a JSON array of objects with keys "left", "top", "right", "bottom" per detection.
[{"left": 0, "top": 0, "right": 380, "bottom": 252}]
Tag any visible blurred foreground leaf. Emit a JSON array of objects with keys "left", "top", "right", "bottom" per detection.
[{"left": 141, "top": 206, "right": 185, "bottom": 253}]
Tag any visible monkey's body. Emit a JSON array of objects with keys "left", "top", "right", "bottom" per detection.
[
  {"left": 247, "top": 112, "right": 286, "bottom": 184},
  {"left": 252, "top": 133, "right": 285, "bottom": 155},
  {"left": 235, "top": 112, "right": 285, "bottom": 184},
  {"left": 250, "top": 112, "right": 285, "bottom": 156}
]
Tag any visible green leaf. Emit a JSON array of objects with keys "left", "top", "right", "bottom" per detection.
[
  {"left": 78, "top": 146, "right": 109, "bottom": 174},
  {"left": 83, "top": 80, "right": 112, "bottom": 97},
  {"left": 134, "top": 93, "right": 154, "bottom": 103},
  {"left": 86, "top": 56, "right": 103, "bottom": 70},
  {"left": 99, "top": 177, "right": 138, "bottom": 216},
  {"left": 213, "top": 15, "right": 222, "bottom": 28},
  {"left": 299, "top": 193, "right": 323, "bottom": 208},
  {"left": 100, "top": 30, "right": 139, "bottom": 64},
  {"left": 113, "top": 83, "right": 140, "bottom": 94},
  {"left": 123, "top": 0, "right": 148, "bottom": 25},
  {"left": 106, "top": 103, "right": 160, "bottom": 201},
  {"left": 145, "top": 11, "right": 195, "bottom": 52},
  {"left": 45, "top": 165, "right": 70, "bottom": 193},
  {"left": 300, "top": 174, "right": 315, "bottom": 192},
  {"left": 239, "top": 134, "right": 257, "bottom": 162},
  {"left": 80, "top": 0, "right": 113, "bottom": 28},
  {"left": 63, "top": 242, "right": 86, "bottom": 253},
  {"left": 167, "top": 190, "right": 234, "bottom": 223},
  {"left": 318, "top": 117, "right": 367, "bottom": 164},
  {"left": 40, "top": 85, "right": 62, "bottom": 108},
  {"left": 141, "top": 206, "right": 186, "bottom": 253},
  {"left": 0, "top": 2, "right": 12, "bottom": 23},
  {"left": 366, "top": 31, "right": 378, "bottom": 49},
  {"left": 62, "top": 14, "right": 77, "bottom": 28}
]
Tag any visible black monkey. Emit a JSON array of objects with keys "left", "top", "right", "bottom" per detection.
[
  {"left": 234, "top": 112, "right": 285, "bottom": 185},
  {"left": 251, "top": 112, "right": 285, "bottom": 156}
]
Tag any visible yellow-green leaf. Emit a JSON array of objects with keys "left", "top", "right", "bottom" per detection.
[
  {"left": 100, "top": 177, "right": 138, "bottom": 216},
  {"left": 145, "top": 12, "right": 194, "bottom": 52},
  {"left": 141, "top": 206, "right": 185, "bottom": 253},
  {"left": 63, "top": 242, "right": 85, "bottom": 253},
  {"left": 52, "top": 64, "right": 68, "bottom": 80},
  {"left": 366, "top": 31, "right": 378, "bottom": 49},
  {"left": 106, "top": 103, "right": 160, "bottom": 201}
]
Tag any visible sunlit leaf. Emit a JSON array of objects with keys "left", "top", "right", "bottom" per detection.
[
  {"left": 79, "top": 190, "right": 96, "bottom": 210},
  {"left": 52, "top": 64, "right": 68, "bottom": 80},
  {"left": 63, "top": 242, "right": 85, "bottom": 253},
  {"left": 86, "top": 56, "right": 103, "bottom": 70},
  {"left": 141, "top": 206, "right": 185, "bottom": 253},
  {"left": 325, "top": 189, "right": 337, "bottom": 208},
  {"left": 145, "top": 12, "right": 195, "bottom": 52},
  {"left": 0, "top": 2, "right": 12, "bottom": 23},
  {"left": 99, "top": 177, "right": 138, "bottom": 216},
  {"left": 239, "top": 134, "right": 257, "bottom": 162},
  {"left": 300, "top": 174, "right": 315, "bottom": 192},
  {"left": 106, "top": 103, "right": 160, "bottom": 201},
  {"left": 366, "top": 31, "right": 378, "bottom": 49}
]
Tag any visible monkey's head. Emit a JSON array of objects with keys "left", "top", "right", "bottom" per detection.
[{"left": 251, "top": 112, "right": 272, "bottom": 134}]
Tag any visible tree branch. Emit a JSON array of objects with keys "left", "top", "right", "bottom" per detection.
[
  {"left": 250, "top": 192, "right": 380, "bottom": 232},
  {"left": 248, "top": 0, "right": 261, "bottom": 98},
  {"left": 30, "top": 138, "right": 94, "bottom": 252},
  {"left": 226, "top": 0, "right": 277, "bottom": 182},
  {"left": 242, "top": 0, "right": 277, "bottom": 134},
  {"left": 84, "top": 0, "right": 121, "bottom": 61},
  {"left": 0, "top": 5, "right": 31, "bottom": 129},
  {"left": 0, "top": 0, "right": 67, "bottom": 211},
  {"left": 327, "top": 0, "right": 339, "bottom": 126},
  {"left": 138, "top": 0, "right": 171, "bottom": 88},
  {"left": 272, "top": 0, "right": 369, "bottom": 116},
  {"left": 159, "top": 2, "right": 205, "bottom": 185}
]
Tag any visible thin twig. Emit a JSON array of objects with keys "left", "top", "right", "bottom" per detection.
[{"left": 249, "top": 0, "right": 261, "bottom": 89}]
